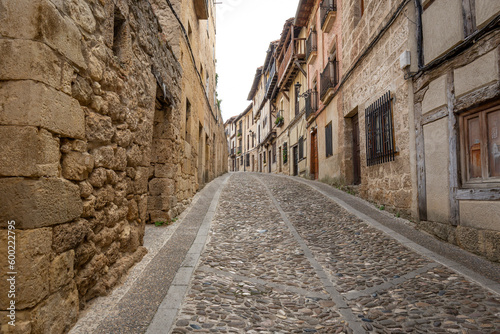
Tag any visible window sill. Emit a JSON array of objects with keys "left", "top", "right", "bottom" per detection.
[{"left": 456, "top": 188, "right": 500, "bottom": 201}]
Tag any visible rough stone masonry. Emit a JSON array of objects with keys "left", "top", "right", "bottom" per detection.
[{"left": 0, "top": 0, "right": 226, "bottom": 332}]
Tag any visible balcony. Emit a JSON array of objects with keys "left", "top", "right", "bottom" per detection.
[
  {"left": 238, "top": 146, "right": 242, "bottom": 155},
  {"left": 306, "top": 31, "right": 318, "bottom": 64},
  {"left": 275, "top": 110, "right": 284, "bottom": 127},
  {"left": 320, "top": 0, "right": 337, "bottom": 32},
  {"left": 305, "top": 90, "right": 318, "bottom": 120},
  {"left": 194, "top": 0, "right": 209, "bottom": 20},
  {"left": 230, "top": 148, "right": 235, "bottom": 156},
  {"left": 265, "top": 60, "right": 277, "bottom": 99},
  {"left": 320, "top": 60, "right": 339, "bottom": 104},
  {"left": 237, "top": 128, "right": 242, "bottom": 137},
  {"left": 277, "top": 38, "right": 306, "bottom": 89}
]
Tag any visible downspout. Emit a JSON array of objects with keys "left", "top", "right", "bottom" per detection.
[{"left": 414, "top": 0, "right": 424, "bottom": 69}]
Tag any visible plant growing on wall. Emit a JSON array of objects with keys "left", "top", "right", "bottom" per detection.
[{"left": 275, "top": 116, "right": 284, "bottom": 125}]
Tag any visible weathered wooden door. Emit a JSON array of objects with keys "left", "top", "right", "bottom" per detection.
[
  {"left": 353, "top": 115, "right": 361, "bottom": 185},
  {"left": 310, "top": 130, "right": 318, "bottom": 179}
]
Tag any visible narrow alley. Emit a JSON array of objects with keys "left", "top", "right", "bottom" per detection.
[{"left": 71, "top": 173, "right": 500, "bottom": 334}]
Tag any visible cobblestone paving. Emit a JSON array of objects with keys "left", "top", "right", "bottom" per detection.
[{"left": 171, "top": 173, "right": 500, "bottom": 333}]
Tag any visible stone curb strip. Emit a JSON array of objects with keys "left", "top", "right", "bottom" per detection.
[{"left": 146, "top": 173, "right": 231, "bottom": 334}]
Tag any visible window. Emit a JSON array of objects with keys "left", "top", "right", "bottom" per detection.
[
  {"left": 272, "top": 143, "right": 276, "bottom": 163},
  {"left": 185, "top": 99, "right": 191, "bottom": 142},
  {"left": 247, "top": 135, "right": 249, "bottom": 149},
  {"left": 325, "top": 122, "right": 333, "bottom": 157},
  {"left": 295, "top": 83, "right": 301, "bottom": 116},
  {"left": 298, "top": 136, "right": 304, "bottom": 160},
  {"left": 112, "top": 8, "right": 127, "bottom": 59},
  {"left": 365, "top": 92, "right": 396, "bottom": 166},
  {"left": 246, "top": 154, "right": 250, "bottom": 167},
  {"left": 461, "top": 104, "right": 500, "bottom": 186},
  {"left": 283, "top": 142, "right": 288, "bottom": 164}
]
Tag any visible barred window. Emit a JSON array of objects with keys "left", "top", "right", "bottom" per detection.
[
  {"left": 298, "top": 136, "right": 304, "bottom": 160},
  {"left": 325, "top": 122, "right": 333, "bottom": 157},
  {"left": 272, "top": 143, "right": 277, "bottom": 163},
  {"left": 283, "top": 142, "right": 288, "bottom": 164},
  {"left": 365, "top": 92, "right": 395, "bottom": 166}
]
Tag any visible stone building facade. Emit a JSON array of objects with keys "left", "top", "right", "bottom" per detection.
[{"left": 0, "top": 0, "right": 226, "bottom": 332}]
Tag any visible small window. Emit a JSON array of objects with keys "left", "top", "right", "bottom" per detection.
[
  {"left": 283, "top": 142, "right": 288, "bottom": 164},
  {"left": 325, "top": 122, "right": 333, "bottom": 157},
  {"left": 272, "top": 143, "right": 277, "bottom": 163},
  {"left": 461, "top": 103, "right": 500, "bottom": 186},
  {"left": 113, "top": 8, "right": 127, "bottom": 59},
  {"left": 365, "top": 92, "right": 396, "bottom": 166},
  {"left": 299, "top": 136, "right": 304, "bottom": 160}
]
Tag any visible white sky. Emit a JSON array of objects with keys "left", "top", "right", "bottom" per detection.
[{"left": 216, "top": 0, "right": 300, "bottom": 122}]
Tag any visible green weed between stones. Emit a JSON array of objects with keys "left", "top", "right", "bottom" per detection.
[{"left": 155, "top": 217, "right": 178, "bottom": 227}]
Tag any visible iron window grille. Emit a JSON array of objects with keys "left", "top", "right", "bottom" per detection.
[
  {"left": 325, "top": 122, "right": 333, "bottom": 157},
  {"left": 365, "top": 91, "right": 396, "bottom": 166},
  {"left": 283, "top": 142, "right": 288, "bottom": 164},
  {"left": 305, "top": 90, "right": 318, "bottom": 119}
]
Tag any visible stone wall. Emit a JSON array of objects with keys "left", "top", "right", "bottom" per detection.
[
  {"left": 340, "top": 0, "right": 416, "bottom": 216},
  {"left": 0, "top": 0, "right": 226, "bottom": 332}
]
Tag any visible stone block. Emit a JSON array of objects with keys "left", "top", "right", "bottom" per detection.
[
  {"left": 155, "top": 163, "right": 177, "bottom": 179},
  {"left": 0, "top": 0, "right": 85, "bottom": 68},
  {"left": 95, "top": 185, "right": 116, "bottom": 210},
  {"left": 134, "top": 167, "right": 150, "bottom": 194},
  {"left": 456, "top": 225, "right": 482, "bottom": 255},
  {"left": 66, "top": 0, "right": 96, "bottom": 33},
  {"left": 422, "top": 0, "right": 464, "bottom": 63},
  {"left": 91, "top": 146, "right": 115, "bottom": 169},
  {"left": 482, "top": 230, "right": 500, "bottom": 262},
  {"left": 86, "top": 112, "right": 115, "bottom": 144},
  {"left": 421, "top": 75, "right": 447, "bottom": 114},
  {"left": 454, "top": 50, "right": 498, "bottom": 97},
  {"left": 31, "top": 285, "right": 79, "bottom": 334},
  {"left": 52, "top": 219, "right": 90, "bottom": 254},
  {"left": 0, "top": 228, "right": 52, "bottom": 310},
  {"left": 0, "top": 39, "right": 67, "bottom": 91},
  {"left": 127, "top": 144, "right": 143, "bottom": 167},
  {"left": 476, "top": 0, "right": 500, "bottom": 29},
  {"left": 49, "top": 251, "right": 75, "bottom": 293},
  {"left": 424, "top": 117, "right": 450, "bottom": 223},
  {"left": 148, "top": 178, "right": 175, "bottom": 196},
  {"left": 459, "top": 200, "right": 500, "bottom": 232},
  {"left": 0, "top": 80, "right": 85, "bottom": 139},
  {"left": 88, "top": 167, "right": 108, "bottom": 188},
  {"left": 0, "top": 178, "right": 82, "bottom": 229},
  {"left": 62, "top": 151, "right": 95, "bottom": 181},
  {"left": 0, "top": 126, "right": 59, "bottom": 177}
]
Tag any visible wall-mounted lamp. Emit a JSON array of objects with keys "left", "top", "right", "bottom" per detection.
[{"left": 295, "top": 82, "right": 311, "bottom": 99}]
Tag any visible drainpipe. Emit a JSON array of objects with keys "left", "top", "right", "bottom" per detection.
[{"left": 414, "top": 0, "right": 424, "bottom": 69}]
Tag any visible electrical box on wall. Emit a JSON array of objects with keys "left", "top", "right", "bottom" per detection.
[{"left": 399, "top": 51, "right": 411, "bottom": 69}]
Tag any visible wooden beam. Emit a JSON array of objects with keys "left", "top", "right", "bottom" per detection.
[
  {"left": 294, "top": 60, "right": 307, "bottom": 77},
  {"left": 415, "top": 102, "right": 427, "bottom": 220},
  {"left": 456, "top": 188, "right": 500, "bottom": 201},
  {"left": 422, "top": 106, "right": 448, "bottom": 125}
]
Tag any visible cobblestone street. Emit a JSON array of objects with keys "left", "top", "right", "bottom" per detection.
[
  {"left": 72, "top": 173, "right": 500, "bottom": 334},
  {"left": 168, "top": 173, "right": 500, "bottom": 334}
]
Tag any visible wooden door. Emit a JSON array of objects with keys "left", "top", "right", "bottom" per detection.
[
  {"left": 310, "top": 131, "right": 318, "bottom": 179},
  {"left": 353, "top": 115, "right": 361, "bottom": 185}
]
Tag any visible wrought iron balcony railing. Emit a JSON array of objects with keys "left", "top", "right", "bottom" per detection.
[
  {"left": 305, "top": 90, "right": 318, "bottom": 119},
  {"left": 306, "top": 31, "right": 318, "bottom": 61},
  {"left": 275, "top": 110, "right": 284, "bottom": 127},
  {"left": 320, "top": 60, "right": 339, "bottom": 101},
  {"left": 320, "top": 0, "right": 337, "bottom": 30}
]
